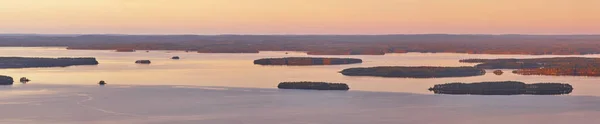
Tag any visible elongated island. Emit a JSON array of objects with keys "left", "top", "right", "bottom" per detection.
[
  {"left": 254, "top": 57, "right": 362, "bottom": 66},
  {"left": 340, "top": 66, "right": 485, "bottom": 78},
  {"left": 0, "top": 75, "right": 13, "bottom": 85},
  {"left": 278, "top": 82, "right": 350, "bottom": 90},
  {"left": 0, "top": 57, "right": 99, "bottom": 69},
  {"left": 428, "top": 81, "right": 573, "bottom": 95}
]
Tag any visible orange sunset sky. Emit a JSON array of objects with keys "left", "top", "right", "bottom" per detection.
[{"left": 0, "top": 0, "right": 599, "bottom": 34}]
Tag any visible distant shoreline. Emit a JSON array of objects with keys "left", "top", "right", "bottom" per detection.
[
  {"left": 5, "top": 46, "right": 600, "bottom": 56},
  {"left": 2, "top": 34, "right": 600, "bottom": 55}
]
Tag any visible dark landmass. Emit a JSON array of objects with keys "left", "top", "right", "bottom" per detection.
[
  {"left": 461, "top": 57, "right": 600, "bottom": 76},
  {"left": 493, "top": 70, "right": 504, "bottom": 75},
  {"left": 196, "top": 48, "right": 259, "bottom": 53},
  {"left": 0, "top": 57, "right": 99, "bottom": 69},
  {"left": 254, "top": 57, "right": 362, "bottom": 66},
  {"left": 278, "top": 82, "right": 350, "bottom": 90},
  {"left": 0, "top": 75, "right": 13, "bottom": 85},
  {"left": 513, "top": 68, "right": 600, "bottom": 76},
  {"left": 171, "top": 56, "right": 180, "bottom": 59},
  {"left": 115, "top": 49, "right": 135, "bottom": 52},
  {"left": 340, "top": 66, "right": 485, "bottom": 78},
  {"left": 3, "top": 34, "right": 600, "bottom": 55},
  {"left": 99, "top": 80, "right": 106, "bottom": 85},
  {"left": 428, "top": 81, "right": 573, "bottom": 95},
  {"left": 19, "top": 77, "right": 30, "bottom": 83},
  {"left": 135, "top": 60, "right": 151, "bottom": 64}
]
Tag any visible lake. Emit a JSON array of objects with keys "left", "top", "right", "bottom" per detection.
[
  {"left": 1, "top": 47, "right": 600, "bottom": 96},
  {"left": 3, "top": 47, "right": 600, "bottom": 124},
  {"left": 2, "top": 84, "right": 599, "bottom": 124}
]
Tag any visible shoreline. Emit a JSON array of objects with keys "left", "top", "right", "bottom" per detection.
[
  {"left": 67, "top": 47, "right": 600, "bottom": 56},
  {"left": 7, "top": 46, "right": 600, "bottom": 56}
]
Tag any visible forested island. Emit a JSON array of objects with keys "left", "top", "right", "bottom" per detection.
[
  {"left": 340, "top": 66, "right": 485, "bottom": 78},
  {"left": 278, "top": 82, "right": 350, "bottom": 90},
  {"left": 493, "top": 70, "right": 504, "bottom": 75},
  {"left": 3, "top": 34, "right": 600, "bottom": 55},
  {"left": 0, "top": 57, "right": 99, "bottom": 69},
  {"left": 254, "top": 57, "right": 362, "bottom": 66},
  {"left": 428, "top": 81, "right": 573, "bottom": 95},
  {"left": 0, "top": 75, "right": 13, "bottom": 85},
  {"left": 135, "top": 60, "right": 151, "bottom": 64},
  {"left": 461, "top": 57, "right": 600, "bottom": 76}
]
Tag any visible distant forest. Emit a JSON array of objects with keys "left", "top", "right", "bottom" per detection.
[{"left": 2, "top": 34, "right": 600, "bottom": 55}]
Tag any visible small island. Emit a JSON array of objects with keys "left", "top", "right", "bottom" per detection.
[
  {"left": 254, "top": 57, "right": 362, "bottom": 66},
  {"left": 340, "top": 66, "right": 485, "bottom": 78},
  {"left": 0, "top": 75, "right": 14, "bottom": 85},
  {"left": 428, "top": 81, "right": 573, "bottom": 95},
  {"left": 20, "top": 77, "right": 30, "bottom": 83},
  {"left": 115, "top": 49, "right": 136, "bottom": 52},
  {"left": 135, "top": 60, "right": 151, "bottom": 64},
  {"left": 461, "top": 57, "right": 600, "bottom": 76},
  {"left": 493, "top": 70, "right": 504, "bottom": 75},
  {"left": 0, "top": 57, "right": 99, "bottom": 69},
  {"left": 278, "top": 82, "right": 350, "bottom": 90}
]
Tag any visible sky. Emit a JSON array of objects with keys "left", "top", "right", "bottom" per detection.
[{"left": 0, "top": 0, "right": 599, "bottom": 34}]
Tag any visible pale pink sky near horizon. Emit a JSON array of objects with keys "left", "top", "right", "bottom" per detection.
[{"left": 0, "top": 0, "right": 599, "bottom": 34}]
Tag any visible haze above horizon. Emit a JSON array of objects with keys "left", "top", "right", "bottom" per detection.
[{"left": 1, "top": 0, "right": 598, "bottom": 34}]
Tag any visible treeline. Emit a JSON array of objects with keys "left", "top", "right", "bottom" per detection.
[
  {"left": 3, "top": 35, "right": 600, "bottom": 55},
  {"left": 461, "top": 57, "right": 600, "bottom": 76}
]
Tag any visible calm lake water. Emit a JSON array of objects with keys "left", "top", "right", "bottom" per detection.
[
  {"left": 2, "top": 84, "right": 600, "bottom": 124},
  {"left": 2, "top": 47, "right": 600, "bottom": 96},
  {"left": 3, "top": 47, "right": 600, "bottom": 124}
]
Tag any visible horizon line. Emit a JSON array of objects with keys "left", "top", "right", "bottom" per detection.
[{"left": 2, "top": 33, "right": 600, "bottom": 36}]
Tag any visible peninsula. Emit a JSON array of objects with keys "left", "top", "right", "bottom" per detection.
[{"left": 461, "top": 57, "right": 600, "bottom": 76}]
